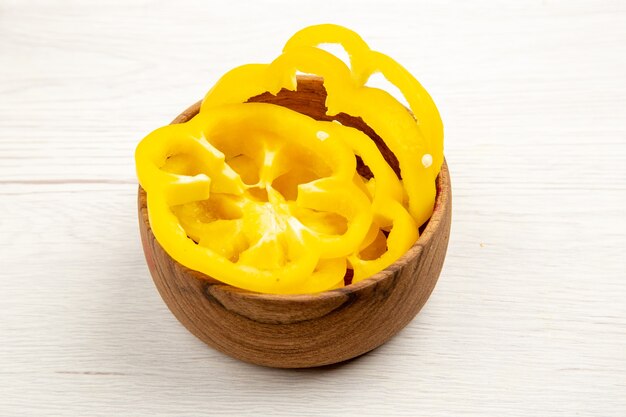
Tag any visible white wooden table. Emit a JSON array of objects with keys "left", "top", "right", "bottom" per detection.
[{"left": 1, "top": 1, "right": 625, "bottom": 415}]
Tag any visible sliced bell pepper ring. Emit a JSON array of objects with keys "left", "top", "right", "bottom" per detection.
[
  {"left": 282, "top": 23, "right": 444, "bottom": 176},
  {"left": 136, "top": 103, "right": 375, "bottom": 294},
  {"left": 348, "top": 199, "right": 418, "bottom": 283},
  {"left": 315, "top": 120, "right": 404, "bottom": 222}
]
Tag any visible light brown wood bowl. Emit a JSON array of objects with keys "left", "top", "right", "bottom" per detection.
[{"left": 138, "top": 76, "right": 451, "bottom": 368}]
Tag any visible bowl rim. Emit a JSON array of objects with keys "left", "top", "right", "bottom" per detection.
[{"left": 144, "top": 84, "right": 450, "bottom": 303}]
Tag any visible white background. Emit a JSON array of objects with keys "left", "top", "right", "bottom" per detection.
[{"left": 1, "top": 0, "right": 625, "bottom": 416}]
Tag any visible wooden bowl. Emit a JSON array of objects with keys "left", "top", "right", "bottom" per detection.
[{"left": 138, "top": 77, "right": 451, "bottom": 368}]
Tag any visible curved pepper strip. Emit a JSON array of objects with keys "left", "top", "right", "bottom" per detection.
[
  {"left": 282, "top": 23, "right": 444, "bottom": 175},
  {"left": 310, "top": 120, "right": 404, "bottom": 222},
  {"left": 348, "top": 200, "right": 418, "bottom": 283},
  {"left": 136, "top": 103, "right": 374, "bottom": 294}
]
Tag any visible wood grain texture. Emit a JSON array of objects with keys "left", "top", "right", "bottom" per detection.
[
  {"left": 138, "top": 77, "right": 452, "bottom": 367},
  {"left": 1, "top": 0, "right": 625, "bottom": 415}
]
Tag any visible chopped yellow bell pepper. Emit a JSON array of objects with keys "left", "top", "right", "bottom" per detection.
[
  {"left": 136, "top": 24, "right": 444, "bottom": 294},
  {"left": 283, "top": 23, "right": 444, "bottom": 180},
  {"left": 136, "top": 103, "right": 375, "bottom": 294}
]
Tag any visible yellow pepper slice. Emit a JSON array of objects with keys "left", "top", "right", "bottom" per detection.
[
  {"left": 283, "top": 23, "right": 444, "bottom": 176},
  {"left": 136, "top": 103, "right": 374, "bottom": 294},
  {"left": 137, "top": 24, "right": 444, "bottom": 293},
  {"left": 348, "top": 200, "right": 418, "bottom": 283}
]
